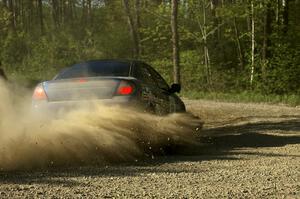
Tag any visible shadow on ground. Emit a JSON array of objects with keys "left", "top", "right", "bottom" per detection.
[
  {"left": 199, "top": 118, "right": 300, "bottom": 148},
  {"left": 0, "top": 117, "right": 299, "bottom": 185},
  {"left": 176, "top": 117, "right": 300, "bottom": 158}
]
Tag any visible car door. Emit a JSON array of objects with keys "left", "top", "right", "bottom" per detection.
[
  {"left": 145, "top": 64, "right": 185, "bottom": 113},
  {"left": 134, "top": 63, "right": 170, "bottom": 114},
  {"left": 143, "top": 64, "right": 172, "bottom": 114}
]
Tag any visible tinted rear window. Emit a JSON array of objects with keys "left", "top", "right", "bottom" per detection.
[{"left": 55, "top": 61, "right": 131, "bottom": 79}]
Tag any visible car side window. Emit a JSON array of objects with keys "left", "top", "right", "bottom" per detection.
[
  {"left": 145, "top": 65, "right": 169, "bottom": 90},
  {"left": 134, "top": 64, "right": 155, "bottom": 85}
]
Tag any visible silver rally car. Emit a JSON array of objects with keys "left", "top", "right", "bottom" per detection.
[{"left": 32, "top": 60, "right": 186, "bottom": 115}]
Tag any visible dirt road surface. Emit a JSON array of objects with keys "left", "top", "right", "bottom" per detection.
[{"left": 0, "top": 100, "right": 299, "bottom": 198}]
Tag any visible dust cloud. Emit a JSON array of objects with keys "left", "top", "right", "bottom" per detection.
[{"left": 0, "top": 79, "right": 202, "bottom": 170}]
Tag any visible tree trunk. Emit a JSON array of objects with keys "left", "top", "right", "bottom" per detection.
[
  {"left": 8, "top": 0, "right": 16, "bottom": 30},
  {"left": 233, "top": 17, "right": 244, "bottom": 70},
  {"left": 250, "top": 0, "right": 255, "bottom": 88},
  {"left": 262, "top": 2, "right": 272, "bottom": 82},
  {"left": 28, "top": 0, "right": 34, "bottom": 31},
  {"left": 52, "top": 0, "right": 60, "bottom": 27},
  {"left": 14, "top": 0, "right": 19, "bottom": 27},
  {"left": 38, "top": 0, "right": 44, "bottom": 34},
  {"left": 69, "top": 0, "right": 75, "bottom": 22},
  {"left": 211, "top": 0, "right": 220, "bottom": 42},
  {"left": 135, "top": 0, "right": 141, "bottom": 55},
  {"left": 87, "top": 0, "right": 92, "bottom": 25},
  {"left": 282, "top": 0, "right": 289, "bottom": 34},
  {"left": 276, "top": 0, "right": 280, "bottom": 24},
  {"left": 60, "top": 0, "right": 63, "bottom": 25},
  {"left": 203, "top": 1, "right": 211, "bottom": 87},
  {"left": 123, "top": 0, "right": 140, "bottom": 59},
  {"left": 171, "top": 0, "right": 180, "bottom": 84}
]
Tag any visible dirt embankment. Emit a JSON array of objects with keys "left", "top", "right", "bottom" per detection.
[{"left": 0, "top": 97, "right": 299, "bottom": 198}]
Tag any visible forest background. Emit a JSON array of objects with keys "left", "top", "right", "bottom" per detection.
[{"left": 0, "top": 0, "right": 299, "bottom": 105}]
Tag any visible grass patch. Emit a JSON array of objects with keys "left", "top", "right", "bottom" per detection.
[{"left": 181, "top": 90, "right": 300, "bottom": 107}]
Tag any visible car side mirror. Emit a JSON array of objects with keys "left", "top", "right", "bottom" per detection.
[{"left": 169, "top": 83, "right": 181, "bottom": 93}]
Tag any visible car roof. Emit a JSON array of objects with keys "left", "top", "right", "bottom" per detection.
[
  {"left": 75, "top": 59, "right": 144, "bottom": 65},
  {"left": 54, "top": 59, "right": 146, "bottom": 80}
]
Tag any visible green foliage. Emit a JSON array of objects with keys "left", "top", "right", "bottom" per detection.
[
  {"left": 0, "top": 0, "right": 299, "bottom": 103},
  {"left": 265, "top": 42, "right": 300, "bottom": 94},
  {"left": 0, "top": 7, "right": 10, "bottom": 32},
  {"left": 182, "top": 90, "right": 300, "bottom": 106},
  {"left": 0, "top": 2, "right": 132, "bottom": 82},
  {"left": 1, "top": 31, "right": 28, "bottom": 67}
]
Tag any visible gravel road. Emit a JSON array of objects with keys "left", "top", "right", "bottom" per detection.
[{"left": 0, "top": 100, "right": 299, "bottom": 198}]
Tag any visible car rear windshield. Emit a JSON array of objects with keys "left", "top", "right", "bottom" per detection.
[{"left": 55, "top": 61, "right": 131, "bottom": 79}]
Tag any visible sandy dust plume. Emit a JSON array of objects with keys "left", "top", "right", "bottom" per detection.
[{"left": 0, "top": 80, "right": 202, "bottom": 170}]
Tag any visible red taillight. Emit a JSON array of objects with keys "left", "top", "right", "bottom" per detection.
[
  {"left": 33, "top": 85, "right": 47, "bottom": 100},
  {"left": 118, "top": 86, "right": 133, "bottom": 95},
  {"left": 117, "top": 81, "right": 134, "bottom": 95},
  {"left": 78, "top": 78, "right": 87, "bottom": 83}
]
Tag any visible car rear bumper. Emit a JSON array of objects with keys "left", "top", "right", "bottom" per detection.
[{"left": 32, "top": 96, "right": 142, "bottom": 115}]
